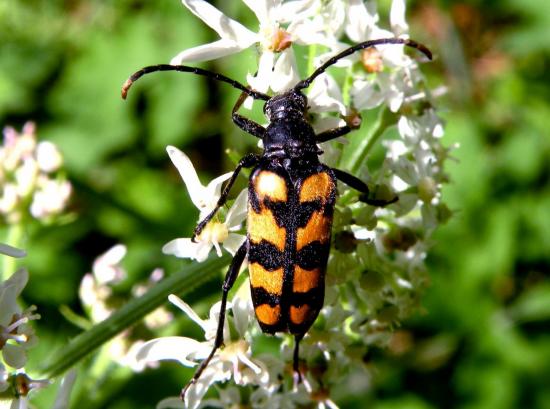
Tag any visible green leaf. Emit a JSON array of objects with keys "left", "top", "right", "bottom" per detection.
[{"left": 41, "top": 253, "right": 231, "bottom": 378}]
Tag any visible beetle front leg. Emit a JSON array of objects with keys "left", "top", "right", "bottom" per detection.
[
  {"left": 315, "top": 110, "right": 361, "bottom": 143},
  {"left": 193, "top": 153, "right": 259, "bottom": 241},
  {"left": 180, "top": 242, "right": 248, "bottom": 401},
  {"left": 332, "top": 168, "right": 398, "bottom": 206},
  {"left": 315, "top": 125, "right": 353, "bottom": 143},
  {"left": 232, "top": 90, "right": 266, "bottom": 138}
]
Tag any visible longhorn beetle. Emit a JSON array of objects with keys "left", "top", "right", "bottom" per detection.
[{"left": 122, "top": 37, "right": 432, "bottom": 399}]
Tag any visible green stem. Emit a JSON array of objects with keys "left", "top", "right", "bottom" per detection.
[
  {"left": 342, "top": 106, "right": 397, "bottom": 174},
  {"left": 307, "top": 44, "right": 318, "bottom": 77},
  {"left": 41, "top": 253, "right": 231, "bottom": 378}
]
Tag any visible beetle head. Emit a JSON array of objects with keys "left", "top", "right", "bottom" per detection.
[{"left": 264, "top": 90, "right": 308, "bottom": 121}]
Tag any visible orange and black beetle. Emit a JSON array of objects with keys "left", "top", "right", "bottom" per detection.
[{"left": 122, "top": 38, "right": 431, "bottom": 398}]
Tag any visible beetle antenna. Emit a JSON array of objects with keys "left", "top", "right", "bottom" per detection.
[
  {"left": 294, "top": 38, "right": 432, "bottom": 91},
  {"left": 121, "top": 64, "right": 270, "bottom": 101}
]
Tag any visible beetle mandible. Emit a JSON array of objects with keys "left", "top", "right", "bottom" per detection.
[{"left": 122, "top": 37, "right": 432, "bottom": 398}]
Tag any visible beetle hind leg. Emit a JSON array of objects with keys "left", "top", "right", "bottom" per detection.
[
  {"left": 332, "top": 168, "right": 398, "bottom": 206},
  {"left": 180, "top": 243, "right": 247, "bottom": 401},
  {"left": 292, "top": 334, "right": 305, "bottom": 387}
]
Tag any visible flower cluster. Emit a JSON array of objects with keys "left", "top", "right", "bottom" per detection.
[
  {"left": 78, "top": 244, "right": 173, "bottom": 368},
  {"left": 0, "top": 261, "right": 72, "bottom": 408},
  {"left": 146, "top": 0, "right": 452, "bottom": 408},
  {"left": 0, "top": 122, "right": 76, "bottom": 406},
  {"left": 0, "top": 122, "right": 71, "bottom": 225}
]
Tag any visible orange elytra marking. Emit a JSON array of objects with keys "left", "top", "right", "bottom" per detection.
[
  {"left": 255, "top": 171, "right": 287, "bottom": 202},
  {"left": 248, "top": 207, "right": 286, "bottom": 251},
  {"left": 293, "top": 266, "right": 321, "bottom": 293},
  {"left": 300, "top": 172, "right": 334, "bottom": 203},
  {"left": 249, "top": 263, "right": 284, "bottom": 295},
  {"left": 255, "top": 304, "right": 280, "bottom": 325},
  {"left": 290, "top": 305, "right": 311, "bottom": 325},
  {"left": 296, "top": 210, "right": 332, "bottom": 251}
]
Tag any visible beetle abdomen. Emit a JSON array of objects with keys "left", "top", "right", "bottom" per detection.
[{"left": 248, "top": 166, "right": 336, "bottom": 335}]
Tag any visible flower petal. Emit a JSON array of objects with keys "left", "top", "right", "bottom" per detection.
[
  {"left": 135, "top": 336, "right": 210, "bottom": 367},
  {"left": 157, "top": 397, "right": 186, "bottom": 409},
  {"left": 351, "top": 79, "right": 384, "bottom": 110},
  {"left": 346, "top": 0, "right": 379, "bottom": 42},
  {"left": 279, "top": 0, "right": 317, "bottom": 22},
  {"left": 271, "top": 49, "right": 300, "bottom": 92},
  {"left": 3, "top": 343, "right": 27, "bottom": 369},
  {"left": 170, "top": 39, "right": 246, "bottom": 64},
  {"left": 181, "top": 0, "right": 257, "bottom": 45},
  {"left": 247, "top": 51, "right": 275, "bottom": 93},
  {"left": 223, "top": 233, "right": 246, "bottom": 255},
  {"left": 308, "top": 74, "right": 347, "bottom": 115},
  {"left": 241, "top": 0, "right": 275, "bottom": 24},
  {"left": 0, "top": 243, "right": 26, "bottom": 258},
  {"left": 166, "top": 146, "right": 204, "bottom": 210},
  {"left": 168, "top": 294, "right": 215, "bottom": 337},
  {"left": 52, "top": 370, "right": 77, "bottom": 409},
  {"left": 203, "top": 172, "right": 234, "bottom": 212},
  {"left": 0, "top": 269, "right": 28, "bottom": 326},
  {"left": 162, "top": 238, "right": 212, "bottom": 262},
  {"left": 225, "top": 189, "right": 248, "bottom": 229},
  {"left": 390, "top": 0, "right": 409, "bottom": 36}
]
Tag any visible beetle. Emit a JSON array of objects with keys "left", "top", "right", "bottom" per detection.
[{"left": 122, "top": 37, "right": 432, "bottom": 398}]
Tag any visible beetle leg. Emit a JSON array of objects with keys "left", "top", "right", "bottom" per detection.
[
  {"left": 315, "top": 110, "right": 361, "bottom": 143},
  {"left": 180, "top": 242, "right": 248, "bottom": 401},
  {"left": 232, "top": 90, "right": 266, "bottom": 138},
  {"left": 332, "top": 168, "right": 398, "bottom": 206},
  {"left": 193, "top": 153, "right": 259, "bottom": 241},
  {"left": 293, "top": 334, "right": 304, "bottom": 387},
  {"left": 315, "top": 125, "right": 353, "bottom": 143}
]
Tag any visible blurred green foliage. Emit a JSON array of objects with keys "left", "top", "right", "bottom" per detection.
[{"left": 1, "top": 0, "right": 549, "bottom": 408}]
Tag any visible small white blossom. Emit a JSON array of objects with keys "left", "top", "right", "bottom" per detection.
[
  {"left": 79, "top": 245, "right": 128, "bottom": 322},
  {"left": 171, "top": 0, "right": 327, "bottom": 93},
  {"left": 135, "top": 291, "right": 268, "bottom": 409},
  {"left": 92, "top": 244, "right": 127, "bottom": 285},
  {"left": 51, "top": 370, "right": 77, "bottom": 409},
  {"left": 79, "top": 245, "right": 173, "bottom": 368},
  {"left": 0, "top": 269, "right": 40, "bottom": 370},
  {"left": 30, "top": 178, "right": 72, "bottom": 220},
  {"left": 0, "top": 122, "right": 71, "bottom": 224},
  {"left": 1, "top": 372, "right": 50, "bottom": 409},
  {"left": 35, "top": 141, "right": 63, "bottom": 173},
  {"left": 163, "top": 146, "right": 247, "bottom": 262}
]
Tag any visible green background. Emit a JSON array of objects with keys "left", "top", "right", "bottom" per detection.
[{"left": 1, "top": 0, "right": 549, "bottom": 408}]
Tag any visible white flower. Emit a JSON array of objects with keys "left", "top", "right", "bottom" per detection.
[
  {"left": 1, "top": 372, "right": 50, "bottom": 409},
  {"left": 307, "top": 73, "right": 347, "bottom": 116},
  {"left": 135, "top": 292, "right": 268, "bottom": 409},
  {"left": 79, "top": 245, "right": 127, "bottom": 322},
  {"left": 92, "top": 244, "right": 127, "bottom": 285},
  {"left": 162, "top": 146, "right": 247, "bottom": 262},
  {"left": 36, "top": 141, "right": 63, "bottom": 173},
  {"left": 51, "top": 370, "right": 77, "bottom": 409},
  {"left": 171, "top": 0, "right": 325, "bottom": 93},
  {"left": 29, "top": 178, "right": 72, "bottom": 220},
  {"left": 166, "top": 146, "right": 232, "bottom": 218},
  {"left": 343, "top": 0, "right": 424, "bottom": 113},
  {"left": 0, "top": 269, "right": 40, "bottom": 370},
  {"left": 1, "top": 122, "right": 71, "bottom": 223}
]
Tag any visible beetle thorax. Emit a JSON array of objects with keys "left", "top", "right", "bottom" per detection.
[
  {"left": 262, "top": 90, "right": 318, "bottom": 159},
  {"left": 264, "top": 89, "right": 307, "bottom": 121}
]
